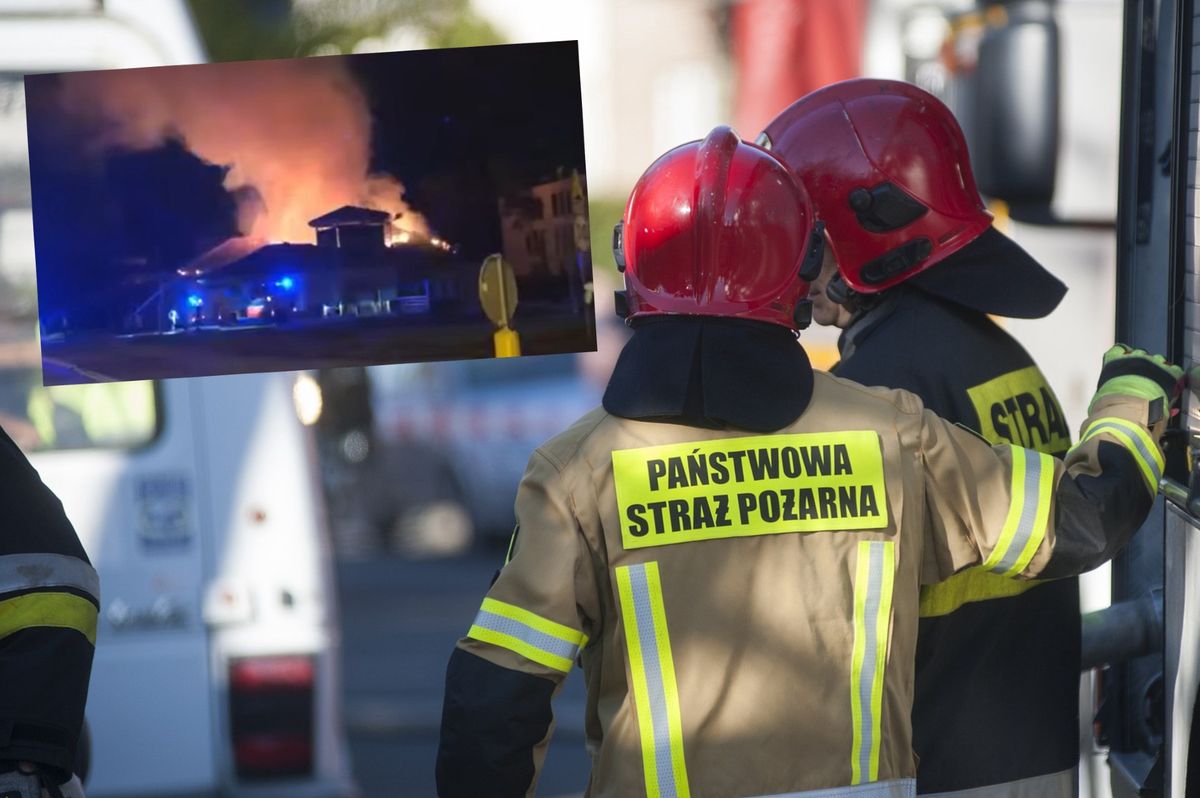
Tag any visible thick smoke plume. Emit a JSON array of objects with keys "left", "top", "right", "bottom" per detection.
[{"left": 53, "top": 58, "right": 430, "bottom": 245}]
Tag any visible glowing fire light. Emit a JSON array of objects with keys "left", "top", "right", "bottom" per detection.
[{"left": 53, "top": 59, "right": 432, "bottom": 245}]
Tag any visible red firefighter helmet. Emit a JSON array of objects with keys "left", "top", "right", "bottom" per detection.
[
  {"left": 759, "top": 78, "right": 993, "bottom": 294},
  {"left": 614, "top": 126, "right": 826, "bottom": 330}
]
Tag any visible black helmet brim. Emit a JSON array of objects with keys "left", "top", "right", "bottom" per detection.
[{"left": 908, "top": 226, "right": 1067, "bottom": 319}]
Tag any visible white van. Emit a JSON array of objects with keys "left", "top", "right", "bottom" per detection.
[
  {"left": 3, "top": 376, "right": 355, "bottom": 798},
  {"left": 0, "top": 2, "right": 355, "bottom": 796}
]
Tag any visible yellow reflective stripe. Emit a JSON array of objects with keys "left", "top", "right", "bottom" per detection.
[
  {"left": 467, "top": 597, "right": 586, "bottom": 673},
  {"left": 1076, "top": 417, "right": 1163, "bottom": 494},
  {"left": 870, "top": 542, "right": 894, "bottom": 781},
  {"left": 617, "top": 562, "right": 690, "bottom": 798},
  {"left": 479, "top": 597, "right": 585, "bottom": 647},
  {"left": 616, "top": 566, "right": 658, "bottom": 794},
  {"left": 466, "top": 626, "right": 575, "bottom": 672},
  {"left": 981, "top": 447, "right": 1053, "bottom": 577},
  {"left": 504, "top": 526, "right": 519, "bottom": 565},
  {"left": 850, "top": 540, "right": 894, "bottom": 785},
  {"left": 982, "top": 446, "right": 1027, "bottom": 572},
  {"left": 0, "top": 591, "right": 98, "bottom": 645},
  {"left": 1005, "top": 450, "right": 1054, "bottom": 578},
  {"left": 919, "top": 567, "right": 1040, "bottom": 617},
  {"left": 1081, "top": 417, "right": 1164, "bottom": 472}
]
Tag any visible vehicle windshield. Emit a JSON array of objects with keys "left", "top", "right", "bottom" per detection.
[
  {"left": 0, "top": 331, "right": 158, "bottom": 453},
  {"left": 0, "top": 76, "right": 157, "bottom": 454}
]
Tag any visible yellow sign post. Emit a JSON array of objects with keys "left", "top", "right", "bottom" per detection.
[{"left": 478, "top": 254, "right": 521, "bottom": 358}]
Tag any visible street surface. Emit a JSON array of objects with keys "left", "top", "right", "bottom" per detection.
[
  {"left": 337, "top": 551, "right": 591, "bottom": 798},
  {"left": 40, "top": 305, "right": 595, "bottom": 384}
]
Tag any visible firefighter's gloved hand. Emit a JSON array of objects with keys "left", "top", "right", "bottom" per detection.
[{"left": 1092, "top": 344, "right": 1185, "bottom": 421}]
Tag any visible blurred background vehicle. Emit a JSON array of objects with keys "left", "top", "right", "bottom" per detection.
[{"left": 363, "top": 351, "right": 600, "bottom": 551}]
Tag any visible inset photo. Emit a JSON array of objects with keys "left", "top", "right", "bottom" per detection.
[{"left": 25, "top": 41, "right": 592, "bottom": 385}]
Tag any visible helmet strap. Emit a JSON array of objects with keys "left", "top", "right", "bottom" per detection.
[
  {"left": 826, "top": 274, "right": 852, "bottom": 307},
  {"left": 798, "top": 222, "right": 826, "bottom": 282},
  {"left": 792, "top": 298, "right": 813, "bottom": 331},
  {"left": 614, "top": 290, "right": 629, "bottom": 320},
  {"left": 827, "top": 275, "right": 881, "bottom": 316}
]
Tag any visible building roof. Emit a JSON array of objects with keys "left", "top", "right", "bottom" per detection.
[{"left": 308, "top": 205, "right": 393, "bottom": 229}]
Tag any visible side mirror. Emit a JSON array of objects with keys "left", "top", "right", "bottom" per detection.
[{"left": 964, "top": 1, "right": 1060, "bottom": 209}]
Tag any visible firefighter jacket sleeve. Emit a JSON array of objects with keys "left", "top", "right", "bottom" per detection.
[
  {"left": 0, "top": 427, "right": 98, "bottom": 782},
  {"left": 919, "top": 390, "right": 1164, "bottom": 584},
  {"left": 437, "top": 447, "right": 603, "bottom": 798}
]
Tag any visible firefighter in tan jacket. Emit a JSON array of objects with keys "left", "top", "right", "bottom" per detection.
[{"left": 435, "top": 127, "right": 1179, "bottom": 798}]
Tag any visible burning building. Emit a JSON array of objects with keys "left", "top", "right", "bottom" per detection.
[{"left": 164, "top": 205, "right": 478, "bottom": 328}]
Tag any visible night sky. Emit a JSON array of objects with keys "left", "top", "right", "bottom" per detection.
[
  {"left": 353, "top": 41, "right": 586, "bottom": 252},
  {"left": 356, "top": 42, "right": 586, "bottom": 199},
  {"left": 25, "top": 41, "right": 586, "bottom": 323}
]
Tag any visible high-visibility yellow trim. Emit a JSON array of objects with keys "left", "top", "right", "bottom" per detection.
[
  {"left": 1004, "top": 451, "right": 1054, "bottom": 578},
  {"left": 850, "top": 540, "right": 894, "bottom": 785},
  {"left": 919, "top": 568, "right": 1040, "bottom": 617},
  {"left": 467, "top": 597, "right": 586, "bottom": 673},
  {"left": 0, "top": 591, "right": 98, "bottom": 645},
  {"left": 1076, "top": 417, "right": 1163, "bottom": 495},
  {"left": 504, "top": 526, "right": 519, "bottom": 565},
  {"left": 479, "top": 597, "right": 585, "bottom": 647},
  {"left": 646, "top": 563, "right": 689, "bottom": 796},
  {"left": 850, "top": 553, "right": 868, "bottom": 784},
  {"left": 982, "top": 446, "right": 1028, "bottom": 572},
  {"left": 1081, "top": 417, "right": 1163, "bottom": 470},
  {"left": 980, "top": 447, "right": 1053, "bottom": 577},
  {"left": 617, "top": 566, "right": 660, "bottom": 795},
  {"left": 617, "top": 562, "right": 690, "bottom": 798},
  {"left": 870, "top": 542, "right": 894, "bottom": 782},
  {"left": 466, "top": 626, "right": 575, "bottom": 673}
]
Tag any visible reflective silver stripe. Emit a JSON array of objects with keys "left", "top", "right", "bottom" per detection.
[
  {"left": 850, "top": 542, "right": 898, "bottom": 784},
  {"left": 856, "top": 545, "right": 884, "bottom": 778},
  {"left": 471, "top": 610, "right": 580, "bottom": 662},
  {"left": 627, "top": 563, "right": 679, "bottom": 798},
  {"left": 0, "top": 554, "right": 99, "bottom": 602},
  {"left": 1085, "top": 421, "right": 1162, "bottom": 483},
  {"left": 988, "top": 451, "right": 1044, "bottom": 575},
  {"left": 919, "top": 767, "right": 1074, "bottom": 798},
  {"left": 749, "top": 777, "right": 916, "bottom": 798}
]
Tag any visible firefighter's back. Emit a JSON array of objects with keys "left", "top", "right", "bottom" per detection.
[{"left": 509, "top": 373, "right": 937, "bottom": 796}]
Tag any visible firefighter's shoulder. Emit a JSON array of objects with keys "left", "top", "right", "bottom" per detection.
[
  {"left": 812, "top": 370, "right": 927, "bottom": 421},
  {"left": 527, "top": 406, "right": 611, "bottom": 474}
]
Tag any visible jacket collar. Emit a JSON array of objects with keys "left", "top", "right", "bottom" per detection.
[{"left": 603, "top": 317, "right": 814, "bottom": 432}]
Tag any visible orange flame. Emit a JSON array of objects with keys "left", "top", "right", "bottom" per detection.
[{"left": 54, "top": 58, "right": 431, "bottom": 244}]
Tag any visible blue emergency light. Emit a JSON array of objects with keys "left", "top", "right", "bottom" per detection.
[
  {"left": 275, "top": 276, "right": 296, "bottom": 290},
  {"left": 187, "top": 294, "right": 203, "bottom": 308}
]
